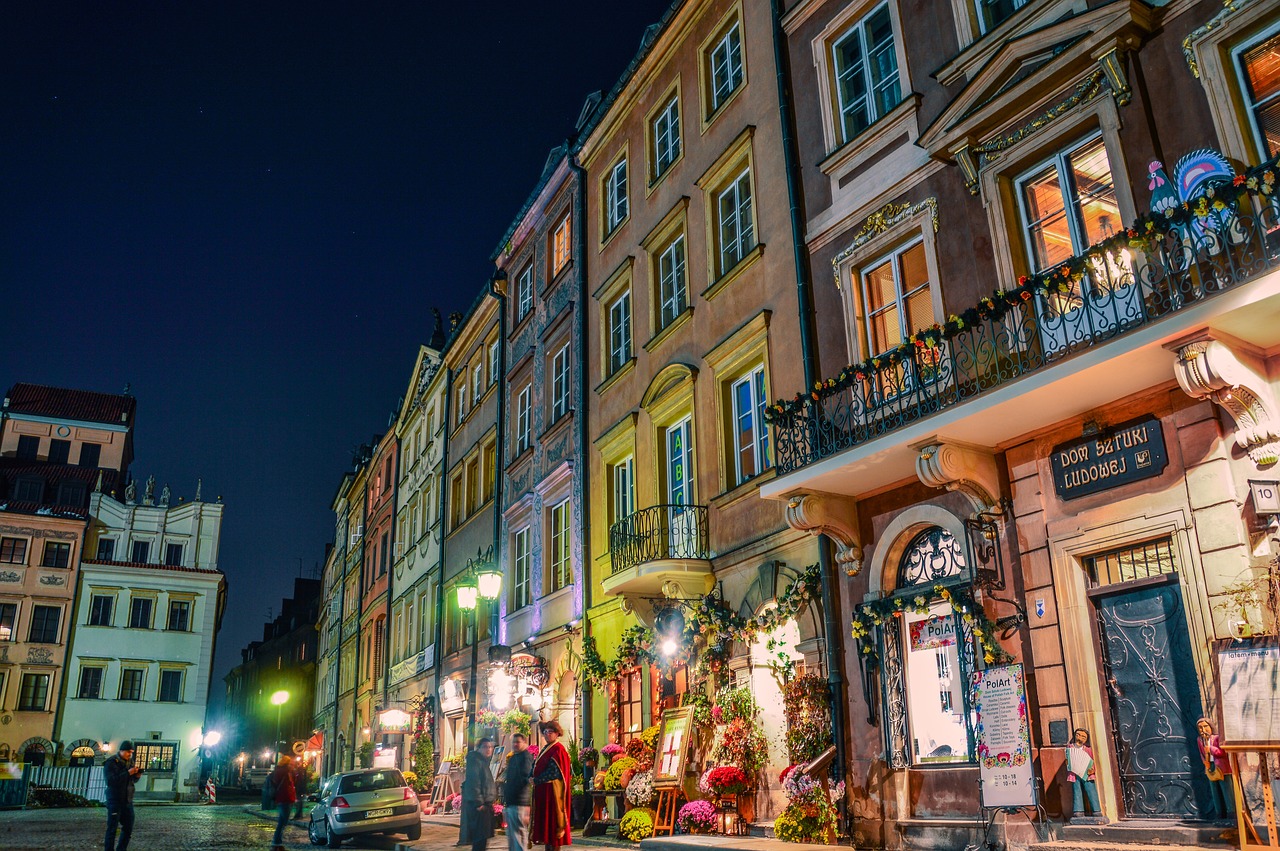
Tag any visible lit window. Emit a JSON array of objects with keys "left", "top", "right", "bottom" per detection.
[
  {"left": 716, "top": 168, "right": 754, "bottom": 275},
  {"left": 831, "top": 4, "right": 899, "bottom": 143},
  {"left": 652, "top": 95, "right": 682, "bottom": 178},
  {"left": 512, "top": 527, "right": 532, "bottom": 610},
  {"left": 549, "top": 500, "right": 572, "bottom": 591},
  {"left": 658, "top": 234, "right": 688, "bottom": 329},
  {"left": 516, "top": 264, "right": 534, "bottom": 320},
  {"left": 1237, "top": 31, "right": 1280, "bottom": 158},
  {"left": 730, "top": 366, "right": 770, "bottom": 486},
  {"left": 708, "top": 20, "right": 744, "bottom": 113},
  {"left": 551, "top": 344, "right": 571, "bottom": 421},
  {"left": 608, "top": 291, "right": 633, "bottom": 375},
  {"left": 0, "top": 603, "right": 15, "bottom": 641},
  {"left": 665, "top": 418, "right": 693, "bottom": 507},
  {"left": 611, "top": 457, "right": 636, "bottom": 525},
  {"left": 516, "top": 385, "right": 532, "bottom": 454},
  {"left": 1017, "top": 136, "right": 1120, "bottom": 271},
  {"left": 552, "top": 214, "right": 572, "bottom": 274},
  {"left": 859, "top": 240, "right": 935, "bottom": 395},
  {"left": 605, "top": 157, "right": 629, "bottom": 233}
]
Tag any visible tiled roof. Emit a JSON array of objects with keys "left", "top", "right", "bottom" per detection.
[
  {"left": 4, "top": 383, "right": 136, "bottom": 427},
  {"left": 0, "top": 500, "right": 87, "bottom": 520},
  {"left": 0, "top": 461, "right": 121, "bottom": 510},
  {"left": 81, "top": 558, "right": 223, "bottom": 576}
]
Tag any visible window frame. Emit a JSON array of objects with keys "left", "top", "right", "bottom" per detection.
[
  {"left": 512, "top": 526, "right": 532, "bottom": 611},
  {"left": 157, "top": 669, "right": 184, "bottom": 703},
  {"left": 548, "top": 498, "right": 572, "bottom": 593},
  {"left": 607, "top": 289, "right": 633, "bottom": 376},
  {"left": 550, "top": 342, "right": 571, "bottom": 422},
  {"left": 28, "top": 604, "right": 61, "bottom": 644},
  {"left": 0, "top": 537, "right": 28, "bottom": 565},
  {"left": 78, "top": 442, "right": 102, "bottom": 468},
  {"left": 829, "top": 2, "right": 902, "bottom": 145},
  {"left": 40, "top": 541, "right": 71, "bottom": 568},
  {"left": 516, "top": 263, "right": 535, "bottom": 321},
  {"left": 89, "top": 594, "right": 114, "bottom": 627},
  {"left": 488, "top": 339, "right": 500, "bottom": 386},
  {"left": 129, "top": 596, "right": 155, "bottom": 630},
  {"left": 611, "top": 456, "right": 636, "bottom": 526},
  {"left": 715, "top": 166, "right": 755, "bottom": 277},
  {"left": 18, "top": 672, "right": 49, "bottom": 711},
  {"left": 130, "top": 540, "right": 151, "bottom": 564},
  {"left": 658, "top": 234, "right": 689, "bottom": 330},
  {"left": 729, "top": 366, "right": 771, "bottom": 487},
  {"left": 516, "top": 384, "right": 532, "bottom": 455},
  {"left": 0, "top": 602, "right": 16, "bottom": 641},
  {"left": 77, "top": 665, "right": 105, "bottom": 700},
  {"left": 702, "top": 10, "right": 746, "bottom": 123},
  {"left": 47, "top": 439, "right": 70, "bottom": 465},
  {"left": 118, "top": 668, "right": 145, "bottom": 702},
  {"left": 604, "top": 154, "right": 630, "bottom": 236},
  {"left": 164, "top": 543, "right": 184, "bottom": 567},
  {"left": 551, "top": 213, "right": 572, "bottom": 276},
  {"left": 1013, "top": 132, "right": 1119, "bottom": 273},
  {"left": 167, "top": 599, "right": 191, "bottom": 632},
  {"left": 649, "top": 86, "right": 683, "bottom": 184}
]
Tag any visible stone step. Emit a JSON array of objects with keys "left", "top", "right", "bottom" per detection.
[
  {"left": 1057, "top": 819, "right": 1235, "bottom": 847},
  {"left": 1030, "top": 843, "right": 1231, "bottom": 851}
]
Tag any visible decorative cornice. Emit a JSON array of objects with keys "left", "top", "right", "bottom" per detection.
[
  {"left": 914, "top": 440, "right": 1002, "bottom": 514},
  {"left": 831, "top": 198, "right": 938, "bottom": 288},
  {"left": 784, "top": 492, "right": 862, "bottom": 575},
  {"left": 1171, "top": 334, "right": 1280, "bottom": 466},
  {"left": 973, "top": 70, "right": 1107, "bottom": 159},
  {"left": 1183, "top": 0, "right": 1255, "bottom": 79}
]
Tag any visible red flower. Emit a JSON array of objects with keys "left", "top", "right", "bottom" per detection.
[
  {"left": 1017, "top": 275, "right": 1029, "bottom": 286},
  {"left": 1020, "top": 291, "right": 1032, "bottom": 301},
  {"left": 1234, "top": 175, "right": 1247, "bottom": 187}
]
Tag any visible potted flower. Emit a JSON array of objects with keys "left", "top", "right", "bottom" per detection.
[
  {"left": 601, "top": 742, "right": 625, "bottom": 765},
  {"left": 676, "top": 799, "right": 717, "bottom": 834},
  {"left": 625, "top": 770, "right": 655, "bottom": 808},
  {"left": 580, "top": 746, "right": 599, "bottom": 768},
  {"left": 699, "top": 766, "right": 749, "bottom": 799},
  {"left": 620, "top": 807, "right": 656, "bottom": 841}
]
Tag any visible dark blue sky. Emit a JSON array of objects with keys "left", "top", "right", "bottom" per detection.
[{"left": 1, "top": 1, "right": 671, "bottom": 690}]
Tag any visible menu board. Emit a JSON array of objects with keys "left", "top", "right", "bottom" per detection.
[
  {"left": 1216, "top": 638, "right": 1280, "bottom": 746},
  {"left": 972, "top": 664, "right": 1036, "bottom": 809},
  {"left": 653, "top": 707, "right": 694, "bottom": 788}
]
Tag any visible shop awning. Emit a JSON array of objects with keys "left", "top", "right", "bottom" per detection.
[{"left": 306, "top": 732, "right": 324, "bottom": 751}]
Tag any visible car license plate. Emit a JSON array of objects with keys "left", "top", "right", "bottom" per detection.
[{"left": 365, "top": 807, "right": 393, "bottom": 818}]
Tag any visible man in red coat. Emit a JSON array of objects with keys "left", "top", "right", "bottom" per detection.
[{"left": 531, "top": 720, "right": 572, "bottom": 851}]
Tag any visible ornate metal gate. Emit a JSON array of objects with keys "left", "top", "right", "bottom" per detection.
[{"left": 1095, "top": 575, "right": 1208, "bottom": 818}]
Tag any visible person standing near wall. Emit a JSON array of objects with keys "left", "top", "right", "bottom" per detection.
[
  {"left": 504, "top": 734, "right": 534, "bottom": 851},
  {"left": 104, "top": 741, "right": 142, "bottom": 851}
]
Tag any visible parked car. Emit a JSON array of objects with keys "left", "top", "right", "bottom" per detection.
[
  {"left": 241, "top": 768, "right": 271, "bottom": 791},
  {"left": 307, "top": 768, "right": 421, "bottom": 845}
]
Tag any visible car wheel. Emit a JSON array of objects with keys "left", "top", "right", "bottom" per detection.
[
  {"left": 308, "top": 818, "right": 327, "bottom": 846},
  {"left": 406, "top": 822, "right": 422, "bottom": 841},
  {"left": 326, "top": 821, "right": 343, "bottom": 847}
]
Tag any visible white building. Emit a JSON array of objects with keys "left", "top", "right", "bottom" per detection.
[{"left": 56, "top": 486, "right": 226, "bottom": 798}]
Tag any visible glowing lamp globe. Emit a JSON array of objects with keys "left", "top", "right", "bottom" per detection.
[
  {"left": 477, "top": 568, "right": 502, "bottom": 600},
  {"left": 456, "top": 580, "right": 479, "bottom": 611},
  {"left": 270, "top": 690, "right": 290, "bottom": 706}
]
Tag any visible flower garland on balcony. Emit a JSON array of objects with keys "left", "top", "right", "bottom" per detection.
[
  {"left": 849, "top": 584, "right": 1010, "bottom": 666},
  {"left": 582, "top": 564, "right": 823, "bottom": 689},
  {"left": 762, "top": 158, "right": 1280, "bottom": 425}
]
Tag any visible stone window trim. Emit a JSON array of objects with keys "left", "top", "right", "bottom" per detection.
[
  {"left": 601, "top": 144, "right": 631, "bottom": 244},
  {"left": 939, "top": 0, "right": 1076, "bottom": 83},
  {"left": 1191, "top": 9, "right": 1280, "bottom": 164},
  {"left": 595, "top": 256, "right": 636, "bottom": 382},
  {"left": 645, "top": 77, "right": 685, "bottom": 192},
  {"left": 641, "top": 364, "right": 699, "bottom": 507},
  {"left": 641, "top": 197, "right": 692, "bottom": 339},
  {"left": 697, "top": 127, "right": 759, "bottom": 288},
  {"left": 698, "top": 1, "right": 748, "bottom": 131},
  {"left": 704, "top": 310, "right": 773, "bottom": 495},
  {"left": 595, "top": 413, "right": 640, "bottom": 546}
]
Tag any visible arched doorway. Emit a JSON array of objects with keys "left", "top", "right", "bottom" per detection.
[{"left": 748, "top": 608, "right": 803, "bottom": 819}]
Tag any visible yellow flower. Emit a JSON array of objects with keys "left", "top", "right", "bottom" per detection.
[{"left": 984, "top": 653, "right": 995, "bottom": 664}]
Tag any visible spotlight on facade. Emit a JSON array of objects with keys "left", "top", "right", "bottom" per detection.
[{"left": 202, "top": 731, "right": 222, "bottom": 747}]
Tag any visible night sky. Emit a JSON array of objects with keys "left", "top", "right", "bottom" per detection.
[{"left": 2, "top": 1, "right": 672, "bottom": 702}]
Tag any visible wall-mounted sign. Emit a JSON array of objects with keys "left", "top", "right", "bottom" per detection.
[
  {"left": 1249, "top": 480, "right": 1280, "bottom": 515},
  {"left": 972, "top": 663, "right": 1036, "bottom": 809},
  {"left": 909, "top": 616, "right": 956, "bottom": 651},
  {"left": 1050, "top": 416, "right": 1168, "bottom": 500}
]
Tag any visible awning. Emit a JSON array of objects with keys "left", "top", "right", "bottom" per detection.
[{"left": 306, "top": 732, "right": 324, "bottom": 751}]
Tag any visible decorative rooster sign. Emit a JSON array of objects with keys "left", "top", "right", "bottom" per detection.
[{"left": 1148, "top": 149, "right": 1239, "bottom": 247}]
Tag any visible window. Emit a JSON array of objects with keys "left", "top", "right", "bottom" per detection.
[
  {"left": 708, "top": 20, "right": 744, "bottom": 113},
  {"left": 619, "top": 668, "right": 643, "bottom": 734},
  {"left": 716, "top": 168, "right": 755, "bottom": 275},
  {"left": 158, "top": 670, "right": 183, "bottom": 702},
  {"left": 976, "top": 0, "right": 1029, "bottom": 33},
  {"left": 611, "top": 457, "right": 636, "bottom": 525},
  {"left": 551, "top": 343, "right": 571, "bottom": 421},
  {"left": 28, "top": 605, "right": 59, "bottom": 643},
  {"left": 129, "top": 597, "right": 154, "bottom": 629},
  {"left": 1238, "top": 31, "right": 1280, "bottom": 158},
  {"left": 1018, "top": 136, "right": 1120, "bottom": 272},
  {"left": 134, "top": 742, "right": 176, "bottom": 771},
  {"left": 730, "top": 367, "right": 770, "bottom": 485},
  {"left": 419, "top": 590, "right": 431, "bottom": 650},
  {"left": 78, "top": 666, "right": 104, "bottom": 699},
  {"left": 0, "top": 603, "right": 15, "bottom": 640},
  {"left": 457, "top": 382, "right": 468, "bottom": 424},
  {"left": 472, "top": 363, "right": 483, "bottom": 407},
  {"left": 380, "top": 532, "right": 390, "bottom": 576},
  {"left": 450, "top": 475, "right": 465, "bottom": 529},
  {"left": 652, "top": 95, "right": 682, "bottom": 178},
  {"left": 18, "top": 673, "right": 48, "bottom": 711},
  {"left": 516, "top": 386, "right": 532, "bottom": 455},
  {"left": 79, "top": 443, "right": 101, "bottom": 468},
  {"left": 466, "top": 458, "right": 480, "bottom": 514},
  {"left": 549, "top": 500, "right": 572, "bottom": 592},
  {"left": 658, "top": 235, "right": 688, "bottom": 329},
  {"left": 552, "top": 214, "right": 572, "bottom": 274},
  {"left": 96, "top": 538, "right": 115, "bottom": 561},
  {"left": 47, "top": 439, "right": 70, "bottom": 464},
  {"left": 165, "top": 543, "right": 184, "bottom": 566},
  {"left": 119, "top": 668, "right": 144, "bottom": 701},
  {"left": 167, "top": 600, "right": 191, "bottom": 632},
  {"left": 860, "top": 240, "right": 935, "bottom": 394},
  {"left": 608, "top": 291, "right": 633, "bottom": 374},
  {"left": 516, "top": 264, "right": 534, "bottom": 320},
  {"left": 16, "top": 435, "right": 38, "bottom": 460},
  {"left": 56, "top": 481, "right": 86, "bottom": 507},
  {"left": 0, "top": 538, "right": 26, "bottom": 565},
  {"left": 605, "top": 156, "right": 629, "bottom": 234},
  {"left": 131, "top": 541, "right": 151, "bottom": 564},
  {"left": 483, "top": 442, "right": 496, "bottom": 504},
  {"left": 89, "top": 595, "right": 114, "bottom": 626},
  {"left": 14, "top": 477, "right": 43, "bottom": 502},
  {"left": 1085, "top": 538, "right": 1177, "bottom": 586},
  {"left": 831, "top": 4, "right": 900, "bottom": 143},
  {"left": 512, "top": 527, "right": 532, "bottom": 610},
  {"left": 488, "top": 340, "right": 500, "bottom": 386}
]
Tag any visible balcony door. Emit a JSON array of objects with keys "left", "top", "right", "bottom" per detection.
[{"left": 665, "top": 417, "right": 696, "bottom": 557}]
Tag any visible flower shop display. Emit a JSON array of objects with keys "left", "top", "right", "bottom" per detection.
[
  {"left": 782, "top": 674, "right": 833, "bottom": 764},
  {"left": 773, "top": 767, "right": 843, "bottom": 844},
  {"left": 715, "top": 717, "right": 769, "bottom": 781},
  {"left": 625, "top": 770, "right": 655, "bottom": 808},
  {"left": 626, "top": 737, "right": 647, "bottom": 760},
  {"left": 476, "top": 709, "right": 503, "bottom": 729},
  {"left": 602, "top": 756, "right": 639, "bottom": 791},
  {"left": 699, "top": 765, "right": 749, "bottom": 798},
  {"left": 500, "top": 708, "right": 532, "bottom": 737},
  {"left": 580, "top": 746, "right": 599, "bottom": 766},
  {"left": 619, "top": 807, "right": 656, "bottom": 841},
  {"left": 676, "top": 799, "right": 717, "bottom": 834},
  {"left": 601, "top": 742, "right": 625, "bottom": 761}
]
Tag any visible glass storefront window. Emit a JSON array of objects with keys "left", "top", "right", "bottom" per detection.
[{"left": 902, "top": 604, "right": 970, "bottom": 764}]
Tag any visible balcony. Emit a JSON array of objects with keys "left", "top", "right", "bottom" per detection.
[
  {"left": 764, "top": 175, "right": 1280, "bottom": 500},
  {"left": 603, "top": 504, "right": 714, "bottom": 603}
]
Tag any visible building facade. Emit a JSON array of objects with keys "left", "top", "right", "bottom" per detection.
[{"left": 356, "top": 428, "right": 397, "bottom": 765}]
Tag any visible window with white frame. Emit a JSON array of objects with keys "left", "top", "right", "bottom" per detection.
[
  {"left": 551, "top": 343, "right": 571, "bottom": 421},
  {"left": 611, "top": 456, "right": 636, "bottom": 525},
  {"left": 975, "top": 0, "right": 1029, "bottom": 34},
  {"left": 517, "top": 264, "right": 534, "bottom": 320},
  {"left": 605, "top": 157, "right": 629, "bottom": 233},
  {"left": 653, "top": 95, "right": 681, "bottom": 177},
  {"left": 549, "top": 500, "right": 572, "bottom": 591},
  {"left": 472, "top": 363, "right": 483, "bottom": 406},
  {"left": 608, "top": 290, "right": 633, "bottom": 374},
  {"left": 488, "top": 340, "right": 500, "bottom": 385},
  {"left": 78, "top": 665, "right": 104, "bottom": 699},
  {"left": 831, "top": 4, "right": 900, "bottom": 143},
  {"left": 552, "top": 214, "right": 572, "bottom": 274},
  {"left": 512, "top": 527, "right": 532, "bottom": 610},
  {"left": 716, "top": 168, "right": 754, "bottom": 275},
  {"left": 658, "top": 234, "right": 688, "bottom": 328},
  {"left": 1017, "top": 136, "right": 1120, "bottom": 272},
  {"left": 456, "top": 383, "right": 468, "bottom": 424},
  {"left": 516, "top": 385, "right": 532, "bottom": 454},
  {"left": 730, "top": 366, "right": 770, "bottom": 486},
  {"left": 709, "top": 20, "right": 744, "bottom": 113},
  {"left": 1236, "top": 30, "right": 1280, "bottom": 159},
  {"left": 859, "top": 239, "right": 936, "bottom": 395},
  {"left": 157, "top": 669, "right": 183, "bottom": 703}
]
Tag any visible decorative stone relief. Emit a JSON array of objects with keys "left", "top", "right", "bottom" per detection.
[
  {"left": 25, "top": 647, "right": 52, "bottom": 665},
  {"left": 784, "top": 492, "right": 863, "bottom": 575},
  {"left": 914, "top": 440, "right": 1002, "bottom": 514},
  {"left": 1172, "top": 334, "right": 1280, "bottom": 466}
]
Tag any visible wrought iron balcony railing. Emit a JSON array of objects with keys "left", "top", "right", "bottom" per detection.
[
  {"left": 773, "top": 187, "right": 1280, "bottom": 474},
  {"left": 609, "top": 504, "right": 711, "bottom": 575}
]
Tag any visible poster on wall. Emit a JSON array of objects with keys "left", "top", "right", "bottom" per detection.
[
  {"left": 971, "top": 663, "right": 1036, "bottom": 809},
  {"left": 653, "top": 707, "right": 694, "bottom": 788},
  {"left": 1213, "top": 637, "right": 1280, "bottom": 746}
]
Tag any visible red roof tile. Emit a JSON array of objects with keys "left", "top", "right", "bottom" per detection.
[
  {"left": 82, "top": 559, "right": 223, "bottom": 576},
  {"left": 4, "top": 383, "right": 136, "bottom": 427}
]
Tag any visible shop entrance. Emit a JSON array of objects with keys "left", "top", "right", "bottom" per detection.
[{"left": 1090, "top": 542, "right": 1208, "bottom": 820}]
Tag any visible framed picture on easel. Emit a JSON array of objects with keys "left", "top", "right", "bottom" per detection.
[{"left": 653, "top": 706, "right": 694, "bottom": 787}]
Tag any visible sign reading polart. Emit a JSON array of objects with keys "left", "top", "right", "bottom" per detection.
[
  {"left": 972, "top": 663, "right": 1036, "bottom": 809},
  {"left": 908, "top": 615, "right": 956, "bottom": 651},
  {"left": 1050, "top": 416, "right": 1168, "bottom": 500}
]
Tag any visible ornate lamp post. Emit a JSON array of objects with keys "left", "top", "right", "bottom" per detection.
[
  {"left": 458, "top": 546, "right": 501, "bottom": 747},
  {"left": 270, "top": 690, "right": 290, "bottom": 761}
]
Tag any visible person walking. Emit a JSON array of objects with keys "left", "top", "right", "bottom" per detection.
[
  {"left": 291, "top": 759, "right": 309, "bottom": 820},
  {"left": 504, "top": 734, "right": 534, "bottom": 851},
  {"left": 463, "top": 738, "right": 497, "bottom": 851},
  {"left": 104, "top": 741, "right": 142, "bottom": 851},
  {"left": 267, "top": 754, "right": 297, "bottom": 851},
  {"left": 531, "top": 721, "right": 571, "bottom": 851}
]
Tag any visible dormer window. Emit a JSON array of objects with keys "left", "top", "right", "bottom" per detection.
[
  {"left": 13, "top": 477, "right": 44, "bottom": 503},
  {"left": 56, "top": 480, "right": 87, "bottom": 508}
]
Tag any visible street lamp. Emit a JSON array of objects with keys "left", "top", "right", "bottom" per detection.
[
  {"left": 270, "top": 690, "right": 290, "bottom": 761},
  {"left": 459, "top": 546, "right": 501, "bottom": 746}
]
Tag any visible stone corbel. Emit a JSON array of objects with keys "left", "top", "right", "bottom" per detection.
[
  {"left": 1095, "top": 45, "right": 1132, "bottom": 107},
  {"left": 913, "top": 439, "right": 1002, "bottom": 514},
  {"left": 784, "top": 492, "right": 863, "bottom": 575},
  {"left": 949, "top": 140, "right": 980, "bottom": 196},
  {"left": 1171, "top": 332, "right": 1280, "bottom": 467}
]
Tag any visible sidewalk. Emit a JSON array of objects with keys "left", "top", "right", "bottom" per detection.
[{"left": 640, "top": 836, "right": 835, "bottom": 851}]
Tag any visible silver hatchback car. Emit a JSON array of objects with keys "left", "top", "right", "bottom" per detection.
[{"left": 307, "top": 768, "right": 422, "bottom": 845}]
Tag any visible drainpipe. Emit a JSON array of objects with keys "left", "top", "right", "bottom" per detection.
[
  {"left": 569, "top": 153, "right": 593, "bottom": 746},
  {"left": 432, "top": 368, "right": 454, "bottom": 765},
  {"left": 769, "top": 0, "right": 849, "bottom": 790}
]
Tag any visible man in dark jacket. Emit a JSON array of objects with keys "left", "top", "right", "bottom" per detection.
[
  {"left": 462, "top": 738, "right": 497, "bottom": 851},
  {"left": 104, "top": 741, "right": 142, "bottom": 851},
  {"left": 503, "top": 734, "right": 534, "bottom": 851}
]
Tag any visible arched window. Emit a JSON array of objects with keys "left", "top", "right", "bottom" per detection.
[{"left": 880, "top": 526, "right": 975, "bottom": 768}]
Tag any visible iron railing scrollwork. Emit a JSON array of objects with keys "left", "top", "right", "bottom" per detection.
[{"left": 608, "top": 504, "right": 711, "bottom": 575}]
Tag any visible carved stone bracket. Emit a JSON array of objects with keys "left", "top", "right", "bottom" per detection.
[
  {"left": 1171, "top": 332, "right": 1280, "bottom": 467},
  {"left": 1094, "top": 46, "right": 1132, "bottom": 107},
  {"left": 913, "top": 439, "right": 1002, "bottom": 514},
  {"left": 784, "top": 492, "right": 862, "bottom": 575}
]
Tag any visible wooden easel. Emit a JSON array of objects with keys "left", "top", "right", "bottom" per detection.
[
  {"left": 1227, "top": 746, "right": 1280, "bottom": 850},
  {"left": 652, "top": 787, "right": 679, "bottom": 836}
]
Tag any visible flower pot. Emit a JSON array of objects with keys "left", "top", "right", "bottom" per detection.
[{"left": 619, "top": 769, "right": 636, "bottom": 788}]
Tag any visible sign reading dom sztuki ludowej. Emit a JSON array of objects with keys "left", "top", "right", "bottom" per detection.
[
  {"left": 972, "top": 664, "right": 1036, "bottom": 809},
  {"left": 1050, "top": 416, "right": 1168, "bottom": 500}
]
